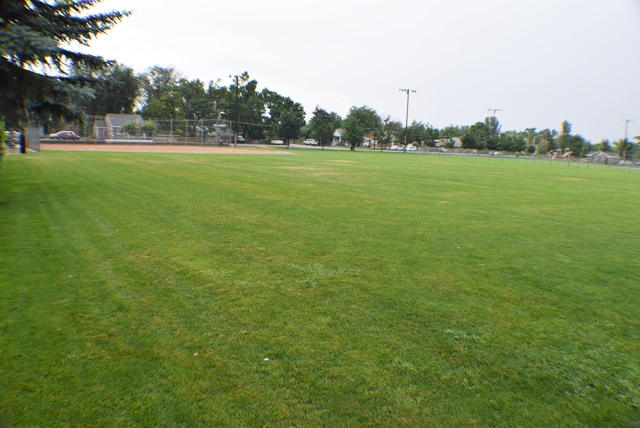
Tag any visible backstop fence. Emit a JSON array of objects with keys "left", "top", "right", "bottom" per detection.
[{"left": 73, "top": 116, "right": 239, "bottom": 146}]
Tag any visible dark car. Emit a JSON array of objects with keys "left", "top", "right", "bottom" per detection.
[{"left": 49, "top": 131, "right": 79, "bottom": 140}]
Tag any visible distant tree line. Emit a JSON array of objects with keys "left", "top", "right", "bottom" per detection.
[
  {"left": 68, "top": 62, "right": 637, "bottom": 158},
  {"left": 3, "top": 43, "right": 638, "bottom": 158}
]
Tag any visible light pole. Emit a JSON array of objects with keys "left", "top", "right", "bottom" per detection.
[
  {"left": 623, "top": 119, "right": 634, "bottom": 141},
  {"left": 399, "top": 88, "right": 416, "bottom": 152},
  {"left": 622, "top": 119, "right": 634, "bottom": 160},
  {"left": 230, "top": 74, "right": 239, "bottom": 147}
]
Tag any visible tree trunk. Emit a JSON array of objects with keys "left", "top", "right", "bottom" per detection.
[
  {"left": 19, "top": 127, "right": 27, "bottom": 153},
  {"left": 19, "top": 94, "right": 28, "bottom": 154}
]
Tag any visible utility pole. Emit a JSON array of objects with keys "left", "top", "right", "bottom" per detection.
[
  {"left": 623, "top": 119, "right": 634, "bottom": 141},
  {"left": 488, "top": 108, "right": 502, "bottom": 118},
  {"left": 399, "top": 88, "right": 416, "bottom": 152},
  {"left": 622, "top": 119, "right": 634, "bottom": 160},
  {"left": 230, "top": 74, "right": 239, "bottom": 147}
]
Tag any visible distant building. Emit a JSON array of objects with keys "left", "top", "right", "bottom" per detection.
[
  {"left": 333, "top": 128, "right": 343, "bottom": 145},
  {"left": 93, "top": 118, "right": 107, "bottom": 140},
  {"left": 435, "top": 137, "right": 462, "bottom": 148},
  {"left": 363, "top": 130, "right": 377, "bottom": 148},
  {"left": 584, "top": 151, "right": 617, "bottom": 164},
  {"left": 97, "top": 113, "right": 144, "bottom": 139}
]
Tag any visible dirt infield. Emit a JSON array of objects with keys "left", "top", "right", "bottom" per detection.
[{"left": 40, "top": 143, "right": 291, "bottom": 155}]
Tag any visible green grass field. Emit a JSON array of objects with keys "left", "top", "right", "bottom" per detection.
[{"left": 1, "top": 149, "right": 639, "bottom": 426}]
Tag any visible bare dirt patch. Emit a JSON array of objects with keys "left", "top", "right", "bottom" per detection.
[{"left": 40, "top": 143, "right": 291, "bottom": 155}]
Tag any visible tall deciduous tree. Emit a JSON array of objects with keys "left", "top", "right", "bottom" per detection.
[
  {"left": 263, "top": 90, "right": 305, "bottom": 146},
  {"left": 346, "top": 106, "right": 381, "bottom": 133},
  {"left": 309, "top": 107, "right": 334, "bottom": 150},
  {"left": 555, "top": 120, "right": 588, "bottom": 157},
  {"left": 138, "top": 65, "right": 183, "bottom": 118},
  {"left": 343, "top": 106, "right": 381, "bottom": 150},
  {"left": 342, "top": 114, "right": 365, "bottom": 151},
  {"left": 462, "top": 122, "right": 490, "bottom": 150},
  {"left": 613, "top": 138, "right": 635, "bottom": 160},
  {"left": 220, "top": 72, "right": 265, "bottom": 140},
  {"left": 483, "top": 116, "right": 501, "bottom": 149},
  {"left": 177, "top": 78, "right": 220, "bottom": 123},
  {"left": 278, "top": 108, "right": 305, "bottom": 148},
  {"left": 408, "top": 120, "right": 426, "bottom": 146},
  {"left": 139, "top": 65, "right": 183, "bottom": 103},
  {"left": 484, "top": 116, "right": 501, "bottom": 137},
  {"left": 536, "top": 129, "right": 558, "bottom": 154},
  {"left": 374, "top": 116, "right": 398, "bottom": 151},
  {"left": 76, "top": 62, "right": 140, "bottom": 116},
  {"left": 557, "top": 120, "right": 572, "bottom": 150},
  {"left": 0, "top": 0, "right": 129, "bottom": 152},
  {"left": 498, "top": 131, "right": 527, "bottom": 152},
  {"left": 597, "top": 139, "right": 612, "bottom": 152},
  {"left": 441, "top": 125, "right": 464, "bottom": 138},
  {"left": 423, "top": 125, "right": 439, "bottom": 147}
]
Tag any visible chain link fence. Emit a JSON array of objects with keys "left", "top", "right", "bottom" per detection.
[
  {"left": 73, "top": 116, "right": 238, "bottom": 145},
  {"left": 417, "top": 147, "right": 639, "bottom": 171}
]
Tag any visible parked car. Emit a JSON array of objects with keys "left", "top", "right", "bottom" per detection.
[
  {"left": 49, "top": 131, "right": 79, "bottom": 140},
  {"left": 406, "top": 145, "right": 417, "bottom": 152},
  {"left": 271, "top": 139, "right": 284, "bottom": 145},
  {"left": 389, "top": 145, "right": 402, "bottom": 151},
  {"left": 303, "top": 139, "right": 318, "bottom": 146},
  {"left": 438, "top": 148, "right": 448, "bottom": 153},
  {"left": 4, "top": 131, "right": 21, "bottom": 147}
]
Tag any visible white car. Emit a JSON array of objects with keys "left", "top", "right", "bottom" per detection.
[
  {"left": 406, "top": 145, "right": 417, "bottom": 152},
  {"left": 271, "top": 139, "right": 284, "bottom": 145},
  {"left": 303, "top": 139, "right": 318, "bottom": 146},
  {"left": 389, "top": 145, "right": 402, "bottom": 151}
]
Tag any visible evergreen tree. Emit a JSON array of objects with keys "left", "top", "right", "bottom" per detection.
[{"left": 0, "top": 0, "right": 129, "bottom": 152}]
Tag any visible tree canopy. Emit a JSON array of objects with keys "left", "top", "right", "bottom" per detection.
[
  {"left": 342, "top": 114, "right": 365, "bottom": 150},
  {"left": 0, "top": 0, "right": 129, "bottom": 151},
  {"left": 309, "top": 107, "right": 335, "bottom": 150},
  {"left": 76, "top": 62, "right": 140, "bottom": 116}
]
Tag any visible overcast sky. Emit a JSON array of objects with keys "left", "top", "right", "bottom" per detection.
[{"left": 85, "top": 0, "right": 640, "bottom": 142}]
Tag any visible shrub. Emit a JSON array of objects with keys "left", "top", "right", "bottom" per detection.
[
  {"left": 121, "top": 122, "right": 140, "bottom": 136},
  {"left": 141, "top": 120, "right": 156, "bottom": 134}
]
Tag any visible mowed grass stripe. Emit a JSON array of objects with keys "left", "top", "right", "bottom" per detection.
[{"left": 1, "top": 150, "right": 639, "bottom": 426}]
